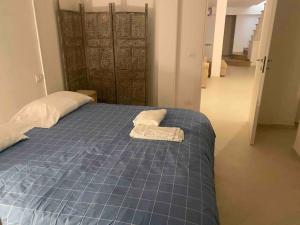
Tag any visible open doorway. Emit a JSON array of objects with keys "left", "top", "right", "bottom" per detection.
[
  {"left": 200, "top": 0, "right": 266, "bottom": 151},
  {"left": 201, "top": 0, "right": 300, "bottom": 147}
]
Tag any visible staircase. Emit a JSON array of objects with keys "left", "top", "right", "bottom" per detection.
[
  {"left": 223, "top": 6, "right": 265, "bottom": 68},
  {"left": 223, "top": 11, "right": 265, "bottom": 68},
  {"left": 248, "top": 9, "right": 265, "bottom": 64}
]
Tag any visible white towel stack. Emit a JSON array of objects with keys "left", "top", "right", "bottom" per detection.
[
  {"left": 133, "top": 109, "right": 167, "bottom": 126},
  {"left": 130, "top": 109, "right": 184, "bottom": 142}
]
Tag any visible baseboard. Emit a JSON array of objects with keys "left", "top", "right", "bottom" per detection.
[{"left": 258, "top": 123, "right": 298, "bottom": 129}]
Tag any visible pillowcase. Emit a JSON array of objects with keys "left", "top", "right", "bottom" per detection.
[
  {"left": 10, "top": 91, "right": 92, "bottom": 130},
  {"left": 0, "top": 123, "right": 28, "bottom": 152},
  {"left": 48, "top": 91, "right": 93, "bottom": 114}
]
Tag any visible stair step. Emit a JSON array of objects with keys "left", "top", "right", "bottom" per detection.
[
  {"left": 230, "top": 53, "right": 249, "bottom": 60},
  {"left": 224, "top": 58, "right": 251, "bottom": 67}
]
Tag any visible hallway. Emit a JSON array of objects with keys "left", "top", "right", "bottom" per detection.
[
  {"left": 200, "top": 66, "right": 300, "bottom": 225},
  {"left": 201, "top": 66, "right": 255, "bottom": 153}
]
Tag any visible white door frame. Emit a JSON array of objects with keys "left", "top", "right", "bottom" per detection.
[{"left": 248, "top": 0, "right": 278, "bottom": 144}]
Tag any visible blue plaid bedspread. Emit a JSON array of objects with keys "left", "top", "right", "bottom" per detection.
[{"left": 0, "top": 104, "right": 218, "bottom": 225}]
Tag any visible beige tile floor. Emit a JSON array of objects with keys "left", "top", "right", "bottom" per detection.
[{"left": 200, "top": 66, "right": 300, "bottom": 225}]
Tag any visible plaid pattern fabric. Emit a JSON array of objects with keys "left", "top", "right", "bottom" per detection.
[{"left": 0, "top": 104, "right": 218, "bottom": 225}]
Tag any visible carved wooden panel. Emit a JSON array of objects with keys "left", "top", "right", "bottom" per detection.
[
  {"left": 114, "top": 12, "right": 147, "bottom": 105},
  {"left": 117, "top": 72, "right": 146, "bottom": 105},
  {"left": 59, "top": 10, "right": 88, "bottom": 91},
  {"left": 85, "top": 12, "right": 116, "bottom": 103}
]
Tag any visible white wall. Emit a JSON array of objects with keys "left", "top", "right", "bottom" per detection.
[
  {"left": 0, "top": 0, "right": 47, "bottom": 123},
  {"left": 233, "top": 15, "right": 259, "bottom": 53},
  {"left": 227, "top": 2, "right": 265, "bottom": 15},
  {"left": 154, "top": 0, "right": 178, "bottom": 108},
  {"left": 211, "top": 0, "right": 227, "bottom": 77},
  {"left": 34, "top": 0, "right": 65, "bottom": 94},
  {"left": 175, "top": 0, "right": 207, "bottom": 111},
  {"left": 60, "top": 0, "right": 83, "bottom": 10},
  {"left": 84, "top": 0, "right": 152, "bottom": 12},
  {"left": 258, "top": 0, "right": 300, "bottom": 125},
  {"left": 85, "top": 0, "right": 120, "bottom": 11},
  {"left": 228, "top": 3, "right": 264, "bottom": 53},
  {"left": 204, "top": 14, "right": 216, "bottom": 59},
  {"left": 154, "top": 0, "right": 207, "bottom": 110},
  {"left": 0, "top": 0, "right": 83, "bottom": 124}
]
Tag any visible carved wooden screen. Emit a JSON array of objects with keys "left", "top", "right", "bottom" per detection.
[
  {"left": 113, "top": 8, "right": 148, "bottom": 105},
  {"left": 84, "top": 8, "right": 117, "bottom": 103},
  {"left": 58, "top": 8, "right": 88, "bottom": 91},
  {"left": 58, "top": 4, "right": 148, "bottom": 104}
]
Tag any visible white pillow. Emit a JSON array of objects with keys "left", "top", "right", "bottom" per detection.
[
  {"left": 10, "top": 91, "right": 92, "bottom": 130},
  {"left": 0, "top": 123, "right": 28, "bottom": 152},
  {"left": 48, "top": 91, "right": 93, "bottom": 114}
]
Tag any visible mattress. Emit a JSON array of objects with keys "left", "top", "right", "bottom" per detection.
[{"left": 0, "top": 104, "right": 218, "bottom": 225}]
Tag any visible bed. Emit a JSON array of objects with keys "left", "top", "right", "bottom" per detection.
[{"left": 0, "top": 103, "right": 218, "bottom": 225}]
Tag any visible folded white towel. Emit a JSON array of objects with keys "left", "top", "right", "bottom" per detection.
[
  {"left": 130, "top": 125, "right": 184, "bottom": 142},
  {"left": 133, "top": 109, "right": 167, "bottom": 127}
]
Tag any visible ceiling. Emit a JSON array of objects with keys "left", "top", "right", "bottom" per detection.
[{"left": 208, "top": 0, "right": 265, "bottom": 7}]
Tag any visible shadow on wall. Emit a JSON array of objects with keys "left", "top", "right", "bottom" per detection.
[
  {"left": 59, "top": 0, "right": 153, "bottom": 12},
  {"left": 59, "top": 0, "right": 83, "bottom": 11},
  {"left": 84, "top": 0, "right": 152, "bottom": 12},
  {"left": 297, "top": 86, "right": 300, "bottom": 122},
  {"left": 296, "top": 101, "right": 300, "bottom": 123}
]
